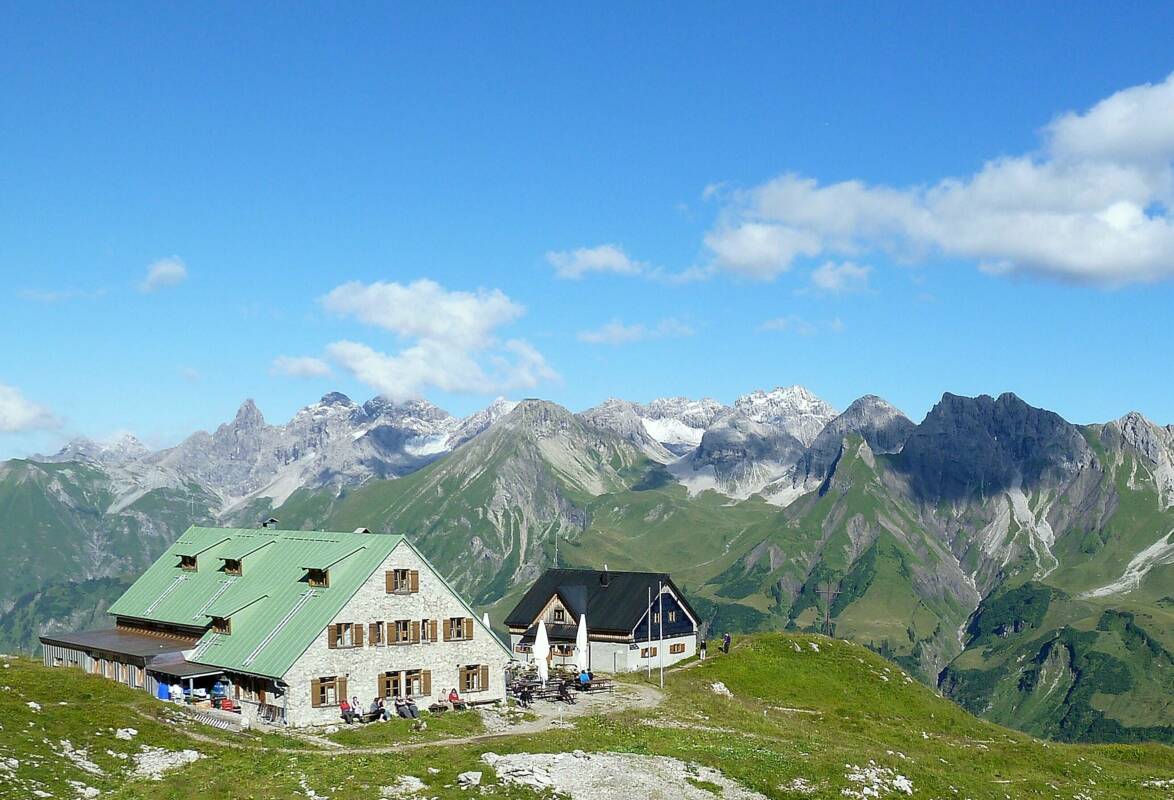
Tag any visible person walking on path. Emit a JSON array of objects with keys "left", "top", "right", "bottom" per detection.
[
  {"left": 721, "top": 632, "right": 731, "bottom": 654},
  {"left": 699, "top": 639, "right": 707, "bottom": 660}
]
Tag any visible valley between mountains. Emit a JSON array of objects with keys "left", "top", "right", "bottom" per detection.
[{"left": 2, "top": 386, "right": 1172, "bottom": 744}]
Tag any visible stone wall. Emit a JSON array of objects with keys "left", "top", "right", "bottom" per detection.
[{"left": 283, "top": 541, "right": 512, "bottom": 727}]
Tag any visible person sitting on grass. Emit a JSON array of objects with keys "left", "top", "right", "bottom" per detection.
[
  {"left": 339, "top": 697, "right": 358, "bottom": 724},
  {"left": 394, "top": 694, "right": 409, "bottom": 718},
  {"left": 369, "top": 696, "right": 384, "bottom": 722},
  {"left": 404, "top": 695, "right": 421, "bottom": 719}
]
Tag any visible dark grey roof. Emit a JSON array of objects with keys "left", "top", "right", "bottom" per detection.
[
  {"left": 39, "top": 628, "right": 193, "bottom": 661},
  {"left": 517, "top": 623, "right": 578, "bottom": 644},
  {"left": 505, "top": 568, "right": 697, "bottom": 634},
  {"left": 146, "top": 652, "right": 225, "bottom": 679}
]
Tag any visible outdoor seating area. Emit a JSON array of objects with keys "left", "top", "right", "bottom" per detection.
[{"left": 506, "top": 662, "right": 614, "bottom": 707}]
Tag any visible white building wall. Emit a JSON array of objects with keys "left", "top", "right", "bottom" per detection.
[
  {"left": 508, "top": 632, "right": 697, "bottom": 674},
  {"left": 282, "top": 541, "right": 512, "bottom": 727}
]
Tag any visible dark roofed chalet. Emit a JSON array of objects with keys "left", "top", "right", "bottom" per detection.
[{"left": 505, "top": 568, "right": 700, "bottom": 673}]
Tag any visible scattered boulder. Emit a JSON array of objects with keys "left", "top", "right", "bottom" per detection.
[
  {"left": 457, "top": 770, "right": 482, "bottom": 787},
  {"left": 709, "top": 681, "right": 734, "bottom": 698}
]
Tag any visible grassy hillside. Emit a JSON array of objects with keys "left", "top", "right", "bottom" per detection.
[{"left": 1, "top": 634, "right": 1170, "bottom": 799}]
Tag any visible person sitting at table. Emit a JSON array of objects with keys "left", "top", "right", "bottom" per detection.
[
  {"left": 558, "top": 680, "right": 576, "bottom": 704},
  {"left": 448, "top": 687, "right": 466, "bottom": 710},
  {"left": 578, "top": 669, "right": 591, "bottom": 690},
  {"left": 339, "top": 697, "right": 358, "bottom": 724}
]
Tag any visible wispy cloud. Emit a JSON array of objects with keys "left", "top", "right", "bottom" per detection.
[
  {"left": 139, "top": 257, "right": 188, "bottom": 293},
  {"left": 0, "top": 383, "right": 59, "bottom": 432},
  {"left": 546, "top": 243, "right": 712, "bottom": 284},
  {"left": 703, "top": 72, "right": 1174, "bottom": 286},
  {"left": 808, "top": 261, "right": 872, "bottom": 294},
  {"left": 18, "top": 287, "right": 107, "bottom": 303},
  {"left": 757, "top": 315, "right": 844, "bottom": 336},
  {"left": 320, "top": 279, "right": 559, "bottom": 400},
  {"left": 577, "top": 318, "right": 695, "bottom": 345},
  {"left": 270, "top": 355, "right": 333, "bottom": 379}
]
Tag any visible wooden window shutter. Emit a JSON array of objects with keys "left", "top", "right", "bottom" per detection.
[
  {"left": 311, "top": 679, "right": 322, "bottom": 707},
  {"left": 464, "top": 617, "right": 474, "bottom": 640},
  {"left": 368, "top": 623, "right": 378, "bottom": 645},
  {"left": 338, "top": 677, "right": 348, "bottom": 702},
  {"left": 421, "top": 669, "right": 431, "bottom": 698},
  {"left": 410, "top": 621, "right": 420, "bottom": 643},
  {"left": 410, "top": 570, "right": 420, "bottom": 592},
  {"left": 327, "top": 625, "right": 338, "bottom": 649},
  {"left": 479, "top": 664, "right": 489, "bottom": 691},
  {"left": 385, "top": 571, "right": 394, "bottom": 593},
  {"left": 442, "top": 620, "right": 451, "bottom": 642},
  {"left": 354, "top": 624, "right": 364, "bottom": 647},
  {"left": 429, "top": 619, "right": 438, "bottom": 643}
]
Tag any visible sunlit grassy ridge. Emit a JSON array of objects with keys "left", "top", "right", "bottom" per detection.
[{"left": 2, "top": 634, "right": 1170, "bottom": 800}]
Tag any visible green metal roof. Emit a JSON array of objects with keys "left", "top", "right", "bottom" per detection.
[{"left": 107, "top": 526, "right": 402, "bottom": 679}]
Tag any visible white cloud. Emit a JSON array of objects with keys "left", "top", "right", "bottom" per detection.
[
  {"left": 179, "top": 367, "right": 202, "bottom": 383},
  {"left": 18, "top": 287, "right": 107, "bottom": 303},
  {"left": 270, "top": 356, "right": 332, "bottom": 379},
  {"left": 704, "top": 72, "right": 1174, "bottom": 285},
  {"left": 757, "top": 315, "right": 843, "bottom": 336},
  {"left": 546, "top": 244, "right": 647, "bottom": 279},
  {"left": 139, "top": 257, "right": 188, "bottom": 292},
  {"left": 809, "top": 261, "right": 872, "bottom": 294},
  {"left": 0, "top": 383, "right": 58, "bottom": 432},
  {"left": 320, "top": 279, "right": 557, "bottom": 401},
  {"left": 321, "top": 279, "right": 524, "bottom": 348},
  {"left": 577, "top": 318, "right": 695, "bottom": 345}
]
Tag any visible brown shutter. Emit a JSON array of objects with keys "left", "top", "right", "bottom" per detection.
[
  {"left": 385, "top": 571, "right": 394, "bottom": 593},
  {"left": 410, "top": 570, "right": 420, "bottom": 592},
  {"left": 338, "top": 677, "right": 348, "bottom": 704},
  {"left": 464, "top": 618, "right": 474, "bottom": 640},
  {"left": 327, "top": 625, "right": 338, "bottom": 649},
  {"left": 410, "top": 621, "right": 420, "bottom": 643},
  {"left": 368, "top": 623, "right": 378, "bottom": 646},
  {"left": 443, "top": 619, "right": 451, "bottom": 641},
  {"left": 311, "top": 679, "right": 322, "bottom": 707},
  {"left": 429, "top": 619, "right": 438, "bottom": 643},
  {"left": 479, "top": 664, "right": 490, "bottom": 692},
  {"left": 354, "top": 624, "right": 364, "bottom": 647},
  {"left": 421, "top": 669, "right": 431, "bottom": 698}
]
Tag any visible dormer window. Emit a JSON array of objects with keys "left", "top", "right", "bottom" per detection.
[
  {"left": 307, "top": 568, "right": 330, "bottom": 588},
  {"left": 179, "top": 555, "right": 198, "bottom": 572},
  {"left": 211, "top": 616, "right": 231, "bottom": 635},
  {"left": 553, "top": 608, "right": 565, "bottom": 623},
  {"left": 224, "top": 559, "right": 243, "bottom": 576}
]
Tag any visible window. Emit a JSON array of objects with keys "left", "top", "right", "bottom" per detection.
[
  {"left": 514, "top": 643, "right": 532, "bottom": 653},
  {"left": 460, "top": 664, "right": 489, "bottom": 693},
  {"left": 312, "top": 676, "right": 342, "bottom": 707},
  {"left": 553, "top": 608, "right": 565, "bottom": 622},
  {"left": 651, "top": 611, "right": 660, "bottom": 624},
  {"left": 640, "top": 646, "right": 658, "bottom": 658},
  {"left": 380, "top": 671, "right": 402, "bottom": 699},
  {"left": 385, "top": 568, "right": 419, "bottom": 593},
  {"left": 223, "top": 559, "right": 243, "bottom": 576},
  {"left": 668, "top": 610, "right": 678, "bottom": 623},
  {"left": 328, "top": 622, "right": 362, "bottom": 648},
  {"left": 553, "top": 644, "right": 574, "bottom": 657},
  {"left": 393, "top": 619, "right": 414, "bottom": 644},
  {"left": 404, "top": 669, "right": 423, "bottom": 697},
  {"left": 445, "top": 617, "right": 472, "bottom": 641},
  {"left": 421, "top": 618, "right": 436, "bottom": 643},
  {"left": 307, "top": 568, "right": 330, "bottom": 588},
  {"left": 211, "top": 616, "right": 232, "bottom": 635},
  {"left": 179, "top": 555, "right": 198, "bottom": 572},
  {"left": 670, "top": 642, "right": 686, "bottom": 655},
  {"left": 369, "top": 622, "right": 384, "bottom": 647}
]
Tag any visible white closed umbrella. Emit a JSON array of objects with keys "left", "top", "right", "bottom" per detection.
[
  {"left": 574, "top": 612, "right": 589, "bottom": 670},
  {"left": 482, "top": 612, "right": 491, "bottom": 629},
  {"left": 534, "top": 620, "right": 550, "bottom": 683}
]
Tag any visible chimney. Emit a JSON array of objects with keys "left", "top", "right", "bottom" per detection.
[
  {"left": 353, "top": 527, "right": 372, "bottom": 534},
  {"left": 600, "top": 564, "right": 610, "bottom": 587},
  {"left": 261, "top": 517, "right": 279, "bottom": 529}
]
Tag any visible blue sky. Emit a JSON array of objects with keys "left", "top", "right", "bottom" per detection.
[{"left": 3, "top": 3, "right": 1174, "bottom": 457}]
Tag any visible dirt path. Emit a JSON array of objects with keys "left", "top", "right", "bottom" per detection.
[{"left": 151, "top": 681, "right": 665, "bottom": 757}]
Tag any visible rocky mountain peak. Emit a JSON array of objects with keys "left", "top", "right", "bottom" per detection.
[
  {"left": 318, "top": 391, "right": 357, "bottom": 408},
  {"left": 232, "top": 399, "right": 265, "bottom": 428},
  {"left": 731, "top": 385, "right": 838, "bottom": 447},
  {"left": 899, "top": 391, "right": 1092, "bottom": 501}
]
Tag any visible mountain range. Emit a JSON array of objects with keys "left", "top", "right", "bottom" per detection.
[{"left": 1, "top": 384, "right": 1171, "bottom": 744}]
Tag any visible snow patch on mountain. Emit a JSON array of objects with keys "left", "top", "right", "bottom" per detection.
[{"left": 733, "top": 386, "right": 838, "bottom": 447}]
